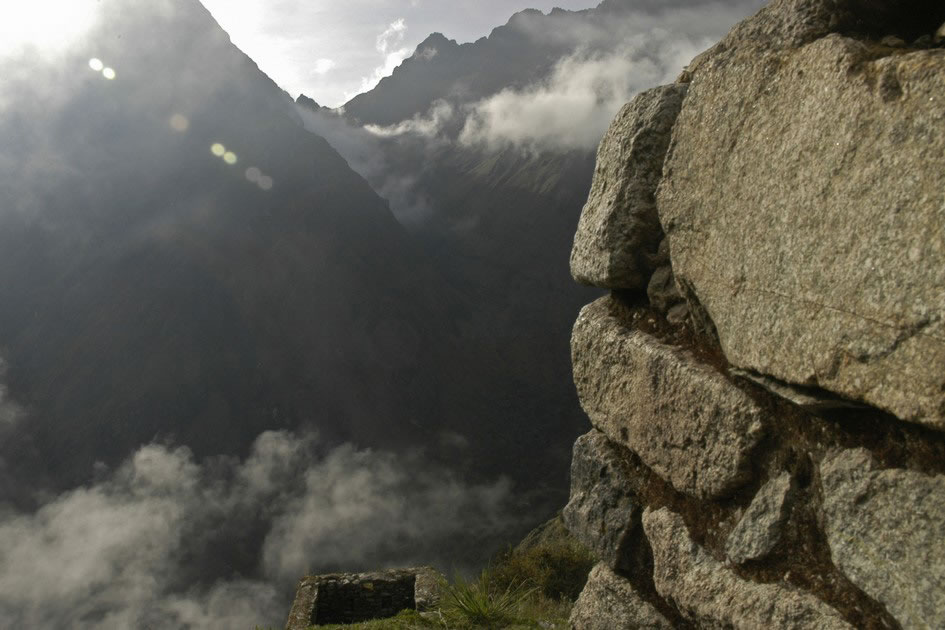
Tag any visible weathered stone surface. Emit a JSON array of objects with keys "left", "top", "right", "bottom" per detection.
[
  {"left": 659, "top": 26, "right": 945, "bottom": 430},
  {"left": 665, "top": 302, "right": 689, "bottom": 326},
  {"left": 570, "top": 563, "right": 673, "bottom": 630},
  {"left": 643, "top": 507, "right": 852, "bottom": 629},
  {"left": 570, "top": 84, "right": 687, "bottom": 289},
  {"left": 563, "top": 430, "right": 640, "bottom": 570},
  {"left": 879, "top": 35, "right": 906, "bottom": 48},
  {"left": 571, "top": 296, "right": 765, "bottom": 499},
  {"left": 726, "top": 472, "right": 793, "bottom": 564},
  {"left": 646, "top": 265, "right": 682, "bottom": 314},
  {"left": 821, "top": 449, "right": 945, "bottom": 629},
  {"left": 413, "top": 566, "right": 443, "bottom": 612},
  {"left": 732, "top": 369, "right": 867, "bottom": 412},
  {"left": 285, "top": 567, "right": 442, "bottom": 630}
]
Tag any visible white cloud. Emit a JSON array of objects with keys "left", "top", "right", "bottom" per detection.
[
  {"left": 313, "top": 58, "right": 336, "bottom": 75},
  {"left": 263, "top": 443, "right": 516, "bottom": 581},
  {"left": 0, "top": 0, "right": 103, "bottom": 58},
  {"left": 414, "top": 45, "right": 438, "bottom": 60},
  {"left": 377, "top": 18, "right": 408, "bottom": 55},
  {"left": 0, "top": 431, "right": 522, "bottom": 628},
  {"left": 364, "top": 99, "right": 454, "bottom": 138},
  {"left": 454, "top": 1, "right": 764, "bottom": 153},
  {"left": 350, "top": 18, "right": 414, "bottom": 99}
]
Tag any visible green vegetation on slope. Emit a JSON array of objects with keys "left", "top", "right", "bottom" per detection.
[{"left": 288, "top": 516, "right": 595, "bottom": 630}]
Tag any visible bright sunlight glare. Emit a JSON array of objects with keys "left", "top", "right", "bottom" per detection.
[{"left": 0, "top": 0, "right": 102, "bottom": 57}]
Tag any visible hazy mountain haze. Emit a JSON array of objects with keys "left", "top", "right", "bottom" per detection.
[{"left": 199, "top": 0, "right": 603, "bottom": 106}]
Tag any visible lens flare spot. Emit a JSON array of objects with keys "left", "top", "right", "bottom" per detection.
[
  {"left": 169, "top": 114, "right": 189, "bottom": 132},
  {"left": 102, "top": 67, "right": 116, "bottom": 80},
  {"left": 88, "top": 58, "right": 104, "bottom": 71},
  {"left": 211, "top": 143, "right": 226, "bottom": 157},
  {"left": 245, "top": 167, "right": 262, "bottom": 183},
  {"left": 223, "top": 152, "right": 238, "bottom": 165},
  {"left": 258, "top": 176, "right": 274, "bottom": 191}
]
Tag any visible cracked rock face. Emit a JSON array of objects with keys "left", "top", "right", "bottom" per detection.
[
  {"left": 726, "top": 472, "right": 793, "bottom": 564},
  {"left": 820, "top": 449, "right": 945, "bottom": 629},
  {"left": 659, "top": 29, "right": 945, "bottom": 430},
  {"left": 562, "top": 430, "right": 641, "bottom": 571},
  {"left": 643, "top": 507, "right": 852, "bottom": 629},
  {"left": 570, "top": 564, "right": 673, "bottom": 630},
  {"left": 570, "top": 84, "right": 687, "bottom": 289},
  {"left": 572, "top": 297, "right": 765, "bottom": 499}
]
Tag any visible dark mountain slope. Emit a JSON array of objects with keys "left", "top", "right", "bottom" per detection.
[
  {"left": 0, "top": 0, "right": 460, "bottom": 497},
  {"left": 297, "top": 4, "right": 658, "bottom": 502}
]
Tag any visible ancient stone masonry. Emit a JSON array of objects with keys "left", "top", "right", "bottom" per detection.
[
  {"left": 284, "top": 567, "right": 441, "bottom": 629},
  {"left": 564, "top": 1, "right": 945, "bottom": 628}
]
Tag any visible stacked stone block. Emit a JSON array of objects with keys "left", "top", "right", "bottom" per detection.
[{"left": 565, "top": 1, "right": 945, "bottom": 628}]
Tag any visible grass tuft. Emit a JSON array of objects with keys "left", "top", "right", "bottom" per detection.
[{"left": 440, "top": 570, "right": 536, "bottom": 628}]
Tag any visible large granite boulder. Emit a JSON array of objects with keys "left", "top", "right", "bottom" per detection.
[
  {"left": 643, "top": 508, "right": 852, "bottom": 629},
  {"left": 570, "top": 564, "right": 673, "bottom": 630},
  {"left": 571, "top": 297, "right": 766, "bottom": 499},
  {"left": 570, "top": 84, "right": 687, "bottom": 289},
  {"left": 659, "top": 3, "right": 945, "bottom": 430},
  {"left": 562, "top": 430, "right": 640, "bottom": 571},
  {"left": 821, "top": 449, "right": 945, "bottom": 629}
]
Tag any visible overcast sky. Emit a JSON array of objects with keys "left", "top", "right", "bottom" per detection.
[{"left": 199, "top": 0, "right": 601, "bottom": 107}]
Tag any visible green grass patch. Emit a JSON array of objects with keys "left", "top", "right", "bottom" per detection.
[
  {"left": 439, "top": 570, "right": 536, "bottom": 628},
  {"left": 286, "top": 517, "right": 594, "bottom": 628},
  {"left": 489, "top": 539, "right": 595, "bottom": 602},
  {"left": 307, "top": 608, "right": 436, "bottom": 629}
]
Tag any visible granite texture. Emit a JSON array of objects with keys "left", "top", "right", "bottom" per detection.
[
  {"left": 572, "top": 297, "right": 765, "bottom": 499},
  {"left": 726, "top": 472, "right": 793, "bottom": 564},
  {"left": 821, "top": 449, "right": 945, "bottom": 629},
  {"left": 570, "top": 84, "right": 687, "bottom": 289},
  {"left": 643, "top": 508, "right": 852, "bottom": 629},
  {"left": 570, "top": 564, "right": 673, "bottom": 630},
  {"left": 562, "top": 430, "right": 640, "bottom": 571},
  {"left": 659, "top": 32, "right": 945, "bottom": 430}
]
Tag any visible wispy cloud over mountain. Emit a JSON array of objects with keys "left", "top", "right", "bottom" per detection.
[
  {"left": 351, "top": 18, "right": 414, "bottom": 99},
  {"left": 458, "top": 37, "right": 698, "bottom": 152},
  {"left": 0, "top": 431, "right": 522, "bottom": 629},
  {"left": 328, "top": 1, "right": 762, "bottom": 151},
  {"left": 457, "top": 1, "right": 762, "bottom": 151}
]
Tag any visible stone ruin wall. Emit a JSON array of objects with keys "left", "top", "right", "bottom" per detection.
[
  {"left": 563, "top": 1, "right": 945, "bottom": 628},
  {"left": 284, "top": 568, "right": 440, "bottom": 629}
]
